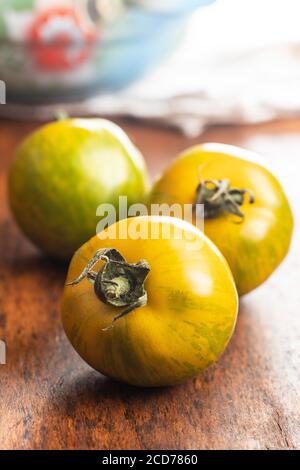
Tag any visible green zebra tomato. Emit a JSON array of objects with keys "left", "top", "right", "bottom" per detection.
[
  {"left": 149, "top": 143, "right": 293, "bottom": 295},
  {"left": 9, "top": 118, "right": 149, "bottom": 259}
]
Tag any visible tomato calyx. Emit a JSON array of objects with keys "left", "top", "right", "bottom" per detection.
[
  {"left": 194, "top": 178, "right": 255, "bottom": 221},
  {"left": 67, "top": 248, "right": 150, "bottom": 330}
]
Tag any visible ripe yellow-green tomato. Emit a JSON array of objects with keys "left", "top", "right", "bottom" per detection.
[
  {"left": 8, "top": 118, "right": 149, "bottom": 260},
  {"left": 149, "top": 143, "right": 293, "bottom": 295},
  {"left": 61, "top": 216, "right": 238, "bottom": 387}
]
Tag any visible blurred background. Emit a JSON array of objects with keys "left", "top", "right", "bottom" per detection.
[
  {"left": 0, "top": 0, "right": 300, "bottom": 135},
  {"left": 1, "top": 1, "right": 300, "bottom": 452}
]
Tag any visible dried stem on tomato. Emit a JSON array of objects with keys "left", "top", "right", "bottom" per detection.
[
  {"left": 194, "top": 178, "right": 255, "bottom": 221},
  {"left": 67, "top": 248, "right": 150, "bottom": 330}
]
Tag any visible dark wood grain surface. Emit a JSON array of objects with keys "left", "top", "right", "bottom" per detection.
[{"left": 0, "top": 118, "right": 299, "bottom": 450}]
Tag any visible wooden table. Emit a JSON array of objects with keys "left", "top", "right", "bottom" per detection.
[{"left": 0, "top": 118, "right": 299, "bottom": 450}]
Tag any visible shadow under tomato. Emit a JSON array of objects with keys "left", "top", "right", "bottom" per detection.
[
  {"left": 41, "top": 300, "right": 274, "bottom": 448},
  {"left": 3, "top": 266, "right": 284, "bottom": 450},
  {"left": 44, "top": 295, "right": 264, "bottom": 411}
]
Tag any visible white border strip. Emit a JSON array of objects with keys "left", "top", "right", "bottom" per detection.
[{"left": 0, "top": 80, "right": 6, "bottom": 104}]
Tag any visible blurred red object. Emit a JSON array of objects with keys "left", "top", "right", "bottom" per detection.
[{"left": 27, "top": 6, "right": 97, "bottom": 71}]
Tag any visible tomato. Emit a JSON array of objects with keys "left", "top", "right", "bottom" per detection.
[
  {"left": 9, "top": 118, "right": 149, "bottom": 260},
  {"left": 149, "top": 143, "right": 293, "bottom": 295},
  {"left": 61, "top": 216, "right": 238, "bottom": 387}
]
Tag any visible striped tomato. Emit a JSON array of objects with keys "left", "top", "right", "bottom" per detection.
[{"left": 61, "top": 216, "right": 238, "bottom": 387}]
